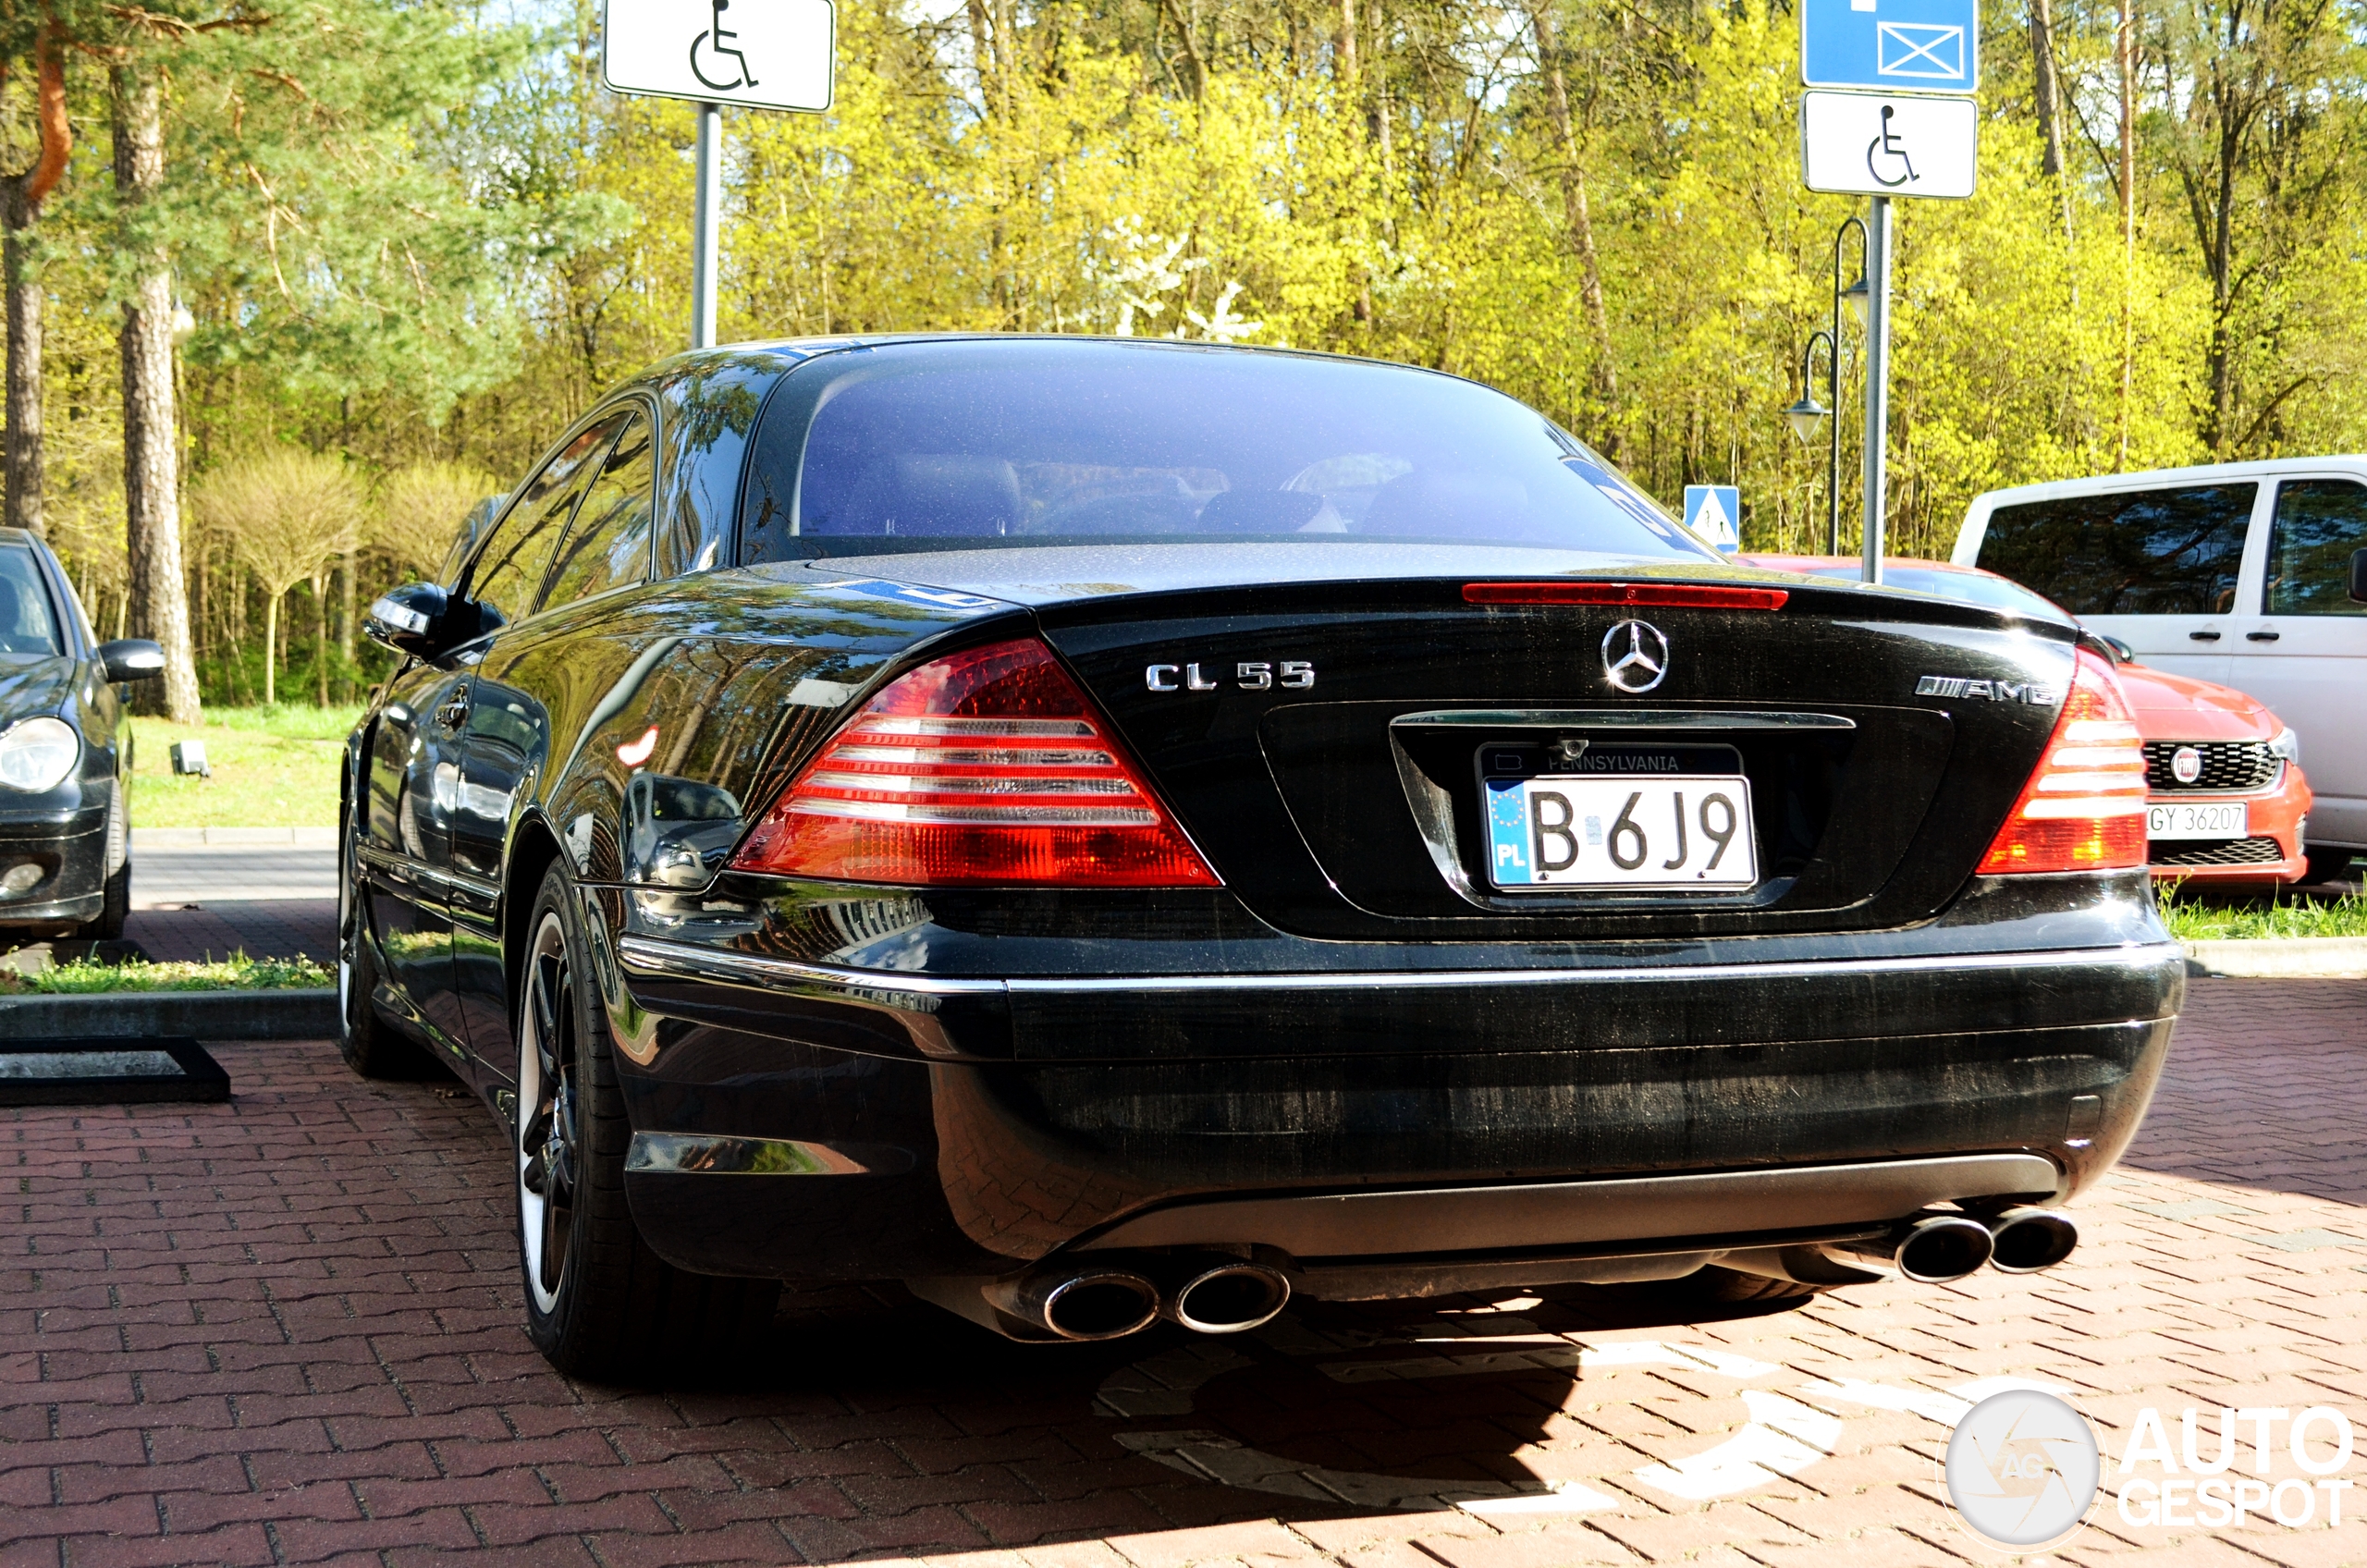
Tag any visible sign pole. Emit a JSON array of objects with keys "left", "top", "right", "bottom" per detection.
[
  {"left": 693, "top": 102, "right": 722, "bottom": 349},
  {"left": 1858, "top": 195, "right": 1892, "bottom": 586}
]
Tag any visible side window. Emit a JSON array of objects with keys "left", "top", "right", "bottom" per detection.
[
  {"left": 539, "top": 410, "right": 656, "bottom": 613},
  {"left": 465, "top": 414, "right": 628, "bottom": 628},
  {"left": 1976, "top": 483, "right": 2255, "bottom": 616},
  {"left": 2265, "top": 480, "right": 2367, "bottom": 618}
]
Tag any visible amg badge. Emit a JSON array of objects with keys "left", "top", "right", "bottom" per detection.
[{"left": 1915, "top": 675, "right": 2064, "bottom": 705}]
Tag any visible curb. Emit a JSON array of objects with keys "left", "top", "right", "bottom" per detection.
[
  {"left": 131, "top": 827, "right": 337, "bottom": 849},
  {"left": 0, "top": 989, "right": 338, "bottom": 1041},
  {"left": 2184, "top": 937, "right": 2367, "bottom": 979}
]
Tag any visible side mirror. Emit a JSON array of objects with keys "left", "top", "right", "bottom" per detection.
[
  {"left": 2351, "top": 547, "right": 2367, "bottom": 604},
  {"left": 365, "top": 582, "right": 497, "bottom": 657},
  {"left": 96, "top": 638, "right": 166, "bottom": 682}
]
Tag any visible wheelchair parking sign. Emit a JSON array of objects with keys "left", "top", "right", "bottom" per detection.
[{"left": 603, "top": 0, "right": 836, "bottom": 113}]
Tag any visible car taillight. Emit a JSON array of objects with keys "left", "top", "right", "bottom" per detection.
[
  {"left": 731, "top": 639, "right": 1220, "bottom": 888},
  {"left": 1975, "top": 648, "right": 2148, "bottom": 874}
]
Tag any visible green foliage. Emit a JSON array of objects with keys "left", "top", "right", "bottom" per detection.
[
  {"left": 2157, "top": 883, "right": 2367, "bottom": 941},
  {"left": 0, "top": 953, "right": 335, "bottom": 994},
  {"left": 13, "top": 0, "right": 2367, "bottom": 711}
]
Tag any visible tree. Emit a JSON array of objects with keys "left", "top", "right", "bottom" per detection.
[
  {"left": 374, "top": 459, "right": 499, "bottom": 583},
  {"left": 3, "top": 16, "right": 71, "bottom": 538},
  {"left": 195, "top": 451, "right": 360, "bottom": 705}
]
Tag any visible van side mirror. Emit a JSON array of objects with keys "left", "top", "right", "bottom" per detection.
[
  {"left": 95, "top": 638, "right": 166, "bottom": 682},
  {"left": 2351, "top": 547, "right": 2367, "bottom": 604}
]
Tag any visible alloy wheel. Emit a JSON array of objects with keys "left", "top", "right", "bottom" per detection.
[{"left": 517, "top": 911, "right": 582, "bottom": 1315}]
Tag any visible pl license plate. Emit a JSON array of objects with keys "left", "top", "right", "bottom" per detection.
[
  {"left": 2148, "top": 801, "right": 2249, "bottom": 839},
  {"left": 1484, "top": 774, "right": 1759, "bottom": 889}
]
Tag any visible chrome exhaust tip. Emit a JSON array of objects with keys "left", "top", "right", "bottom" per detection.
[
  {"left": 1894, "top": 1214, "right": 1996, "bottom": 1283},
  {"left": 1161, "top": 1259, "right": 1292, "bottom": 1335},
  {"left": 1986, "top": 1207, "right": 2079, "bottom": 1273},
  {"left": 985, "top": 1267, "right": 1160, "bottom": 1341}
]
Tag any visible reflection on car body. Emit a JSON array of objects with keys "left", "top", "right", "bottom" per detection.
[{"left": 339, "top": 337, "right": 2185, "bottom": 1380}]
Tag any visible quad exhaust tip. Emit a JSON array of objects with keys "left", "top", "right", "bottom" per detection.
[
  {"left": 1162, "top": 1260, "right": 1292, "bottom": 1335},
  {"left": 1893, "top": 1214, "right": 1996, "bottom": 1283},
  {"left": 987, "top": 1267, "right": 1161, "bottom": 1341},
  {"left": 1986, "top": 1206, "right": 2079, "bottom": 1273}
]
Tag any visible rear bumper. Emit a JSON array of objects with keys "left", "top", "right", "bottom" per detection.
[{"left": 610, "top": 934, "right": 2184, "bottom": 1285}]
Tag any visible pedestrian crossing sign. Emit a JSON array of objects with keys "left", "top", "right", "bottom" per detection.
[{"left": 1683, "top": 485, "right": 1741, "bottom": 553}]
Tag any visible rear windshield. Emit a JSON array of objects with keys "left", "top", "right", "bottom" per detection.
[
  {"left": 738, "top": 341, "right": 1709, "bottom": 562},
  {"left": 1974, "top": 483, "right": 2255, "bottom": 616},
  {"left": 0, "top": 545, "right": 61, "bottom": 656}
]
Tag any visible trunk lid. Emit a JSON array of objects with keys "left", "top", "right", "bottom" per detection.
[{"left": 801, "top": 548, "right": 2076, "bottom": 941}]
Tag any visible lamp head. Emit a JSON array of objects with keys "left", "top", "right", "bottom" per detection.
[
  {"left": 1784, "top": 395, "right": 1831, "bottom": 445},
  {"left": 1842, "top": 275, "right": 1870, "bottom": 326}
]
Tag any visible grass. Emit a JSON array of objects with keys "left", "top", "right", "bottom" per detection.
[
  {"left": 127, "top": 705, "right": 360, "bottom": 829},
  {"left": 2156, "top": 883, "right": 2367, "bottom": 942},
  {"left": 0, "top": 953, "right": 334, "bottom": 995}
]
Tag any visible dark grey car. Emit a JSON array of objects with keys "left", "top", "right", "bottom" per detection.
[{"left": 0, "top": 528, "right": 164, "bottom": 937}]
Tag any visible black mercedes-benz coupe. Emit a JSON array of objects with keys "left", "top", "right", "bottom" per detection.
[
  {"left": 0, "top": 527, "right": 164, "bottom": 938},
  {"left": 343, "top": 336, "right": 2183, "bottom": 1378}
]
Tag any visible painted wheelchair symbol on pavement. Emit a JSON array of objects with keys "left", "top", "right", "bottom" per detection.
[
  {"left": 690, "top": 0, "right": 760, "bottom": 91},
  {"left": 1097, "top": 1311, "right": 2067, "bottom": 1515}
]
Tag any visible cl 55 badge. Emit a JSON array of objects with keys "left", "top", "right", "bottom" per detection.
[
  {"left": 1915, "top": 675, "right": 2063, "bottom": 705},
  {"left": 1147, "top": 660, "right": 1315, "bottom": 692}
]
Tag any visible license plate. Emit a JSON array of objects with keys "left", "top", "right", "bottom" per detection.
[
  {"left": 2148, "top": 801, "right": 2249, "bottom": 839},
  {"left": 1484, "top": 774, "right": 1758, "bottom": 888}
]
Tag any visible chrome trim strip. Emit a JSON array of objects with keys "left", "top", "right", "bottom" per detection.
[
  {"left": 1077, "top": 1153, "right": 2066, "bottom": 1255},
  {"left": 1009, "top": 943, "right": 2187, "bottom": 994},
  {"left": 354, "top": 841, "right": 502, "bottom": 900},
  {"left": 625, "top": 1132, "right": 916, "bottom": 1176},
  {"left": 618, "top": 934, "right": 1006, "bottom": 995},
  {"left": 1392, "top": 708, "right": 1858, "bottom": 730},
  {"left": 619, "top": 932, "right": 2185, "bottom": 998}
]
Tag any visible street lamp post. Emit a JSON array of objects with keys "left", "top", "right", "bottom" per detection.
[{"left": 1786, "top": 216, "right": 1870, "bottom": 557}]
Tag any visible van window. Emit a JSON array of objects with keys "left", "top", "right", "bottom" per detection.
[
  {"left": 2265, "top": 480, "right": 2367, "bottom": 617},
  {"left": 1976, "top": 484, "right": 2255, "bottom": 616}
]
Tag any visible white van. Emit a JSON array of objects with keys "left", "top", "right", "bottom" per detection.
[{"left": 1956, "top": 458, "right": 2367, "bottom": 872}]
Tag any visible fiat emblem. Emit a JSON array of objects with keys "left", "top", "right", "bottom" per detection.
[
  {"left": 2171, "top": 745, "right": 2203, "bottom": 784},
  {"left": 1601, "top": 619, "right": 1670, "bottom": 693}
]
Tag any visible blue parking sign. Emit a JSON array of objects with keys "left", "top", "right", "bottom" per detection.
[{"left": 1802, "top": 0, "right": 1978, "bottom": 95}]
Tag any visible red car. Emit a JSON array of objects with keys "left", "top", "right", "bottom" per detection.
[{"left": 1745, "top": 556, "right": 2313, "bottom": 886}]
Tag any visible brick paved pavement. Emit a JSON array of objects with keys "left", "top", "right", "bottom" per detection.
[{"left": 4, "top": 979, "right": 2364, "bottom": 1567}]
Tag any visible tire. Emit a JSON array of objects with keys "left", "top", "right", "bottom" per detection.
[
  {"left": 336, "top": 820, "right": 433, "bottom": 1080},
  {"left": 2304, "top": 848, "right": 2357, "bottom": 887},
  {"left": 516, "top": 862, "right": 779, "bottom": 1382},
  {"left": 75, "top": 787, "right": 129, "bottom": 941}
]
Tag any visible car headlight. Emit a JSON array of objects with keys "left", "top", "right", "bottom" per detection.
[
  {"left": 2268, "top": 727, "right": 2301, "bottom": 763},
  {"left": 0, "top": 717, "right": 80, "bottom": 792}
]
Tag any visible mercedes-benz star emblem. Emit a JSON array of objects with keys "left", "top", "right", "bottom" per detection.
[{"left": 1602, "top": 619, "right": 1670, "bottom": 693}]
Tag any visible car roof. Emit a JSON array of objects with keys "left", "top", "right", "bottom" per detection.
[{"left": 1969, "top": 454, "right": 2367, "bottom": 508}]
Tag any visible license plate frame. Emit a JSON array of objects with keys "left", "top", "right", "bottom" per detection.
[
  {"left": 2147, "top": 800, "right": 2250, "bottom": 840},
  {"left": 1478, "top": 744, "right": 1760, "bottom": 891}
]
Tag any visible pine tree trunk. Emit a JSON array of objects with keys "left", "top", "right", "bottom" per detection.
[
  {"left": 114, "top": 64, "right": 202, "bottom": 722},
  {"left": 2030, "top": 0, "right": 2065, "bottom": 179},
  {"left": 1527, "top": 0, "right": 1620, "bottom": 451},
  {"left": 5, "top": 199, "right": 44, "bottom": 538},
  {"left": 263, "top": 591, "right": 278, "bottom": 707}
]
